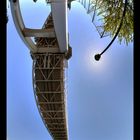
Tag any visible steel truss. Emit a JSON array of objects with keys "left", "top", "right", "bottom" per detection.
[
  {"left": 77, "top": 0, "right": 110, "bottom": 38},
  {"left": 10, "top": 1, "right": 71, "bottom": 139},
  {"left": 31, "top": 13, "right": 70, "bottom": 140}
]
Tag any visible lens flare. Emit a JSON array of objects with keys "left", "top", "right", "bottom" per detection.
[{"left": 84, "top": 45, "right": 109, "bottom": 74}]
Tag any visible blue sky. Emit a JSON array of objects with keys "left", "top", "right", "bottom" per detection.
[{"left": 7, "top": 1, "right": 133, "bottom": 140}]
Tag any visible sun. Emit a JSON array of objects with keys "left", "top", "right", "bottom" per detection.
[{"left": 84, "top": 46, "right": 109, "bottom": 74}]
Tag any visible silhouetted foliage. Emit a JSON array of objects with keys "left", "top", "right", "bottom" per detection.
[{"left": 91, "top": 0, "right": 133, "bottom": 45}]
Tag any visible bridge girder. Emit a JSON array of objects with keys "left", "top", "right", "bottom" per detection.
[{"left": 10, "top": 1, "right": 71, "bottom": 140}]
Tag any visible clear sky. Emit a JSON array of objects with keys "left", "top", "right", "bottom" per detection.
[{"left": 7, "top": 1, "right": 133, "bottom": 140}]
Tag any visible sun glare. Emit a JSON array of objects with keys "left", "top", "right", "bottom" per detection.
[{"left": 85, "top": 46, "right": 109, "bottom": 73}]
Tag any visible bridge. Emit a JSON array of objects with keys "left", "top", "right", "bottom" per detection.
[{"left": 10, "top": 0, "right": 106, "bottom": 139}]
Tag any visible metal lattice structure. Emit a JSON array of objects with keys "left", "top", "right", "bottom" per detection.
[
  {"left": 31, "top": 13, "right": 69, "bottom": 140},
  {"left": 77, "top": 0, "right": 110, "bottom": 38},
  {"left": 32, "top": 53, "right": 68, "bottom": 139},
  {"left": 10, "top": 0, "right": 71, "bottom": 140}
]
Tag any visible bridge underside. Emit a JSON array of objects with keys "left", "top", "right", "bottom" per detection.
[{"left": 32, "top": 13, "right": 69, "bottom": 140}]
